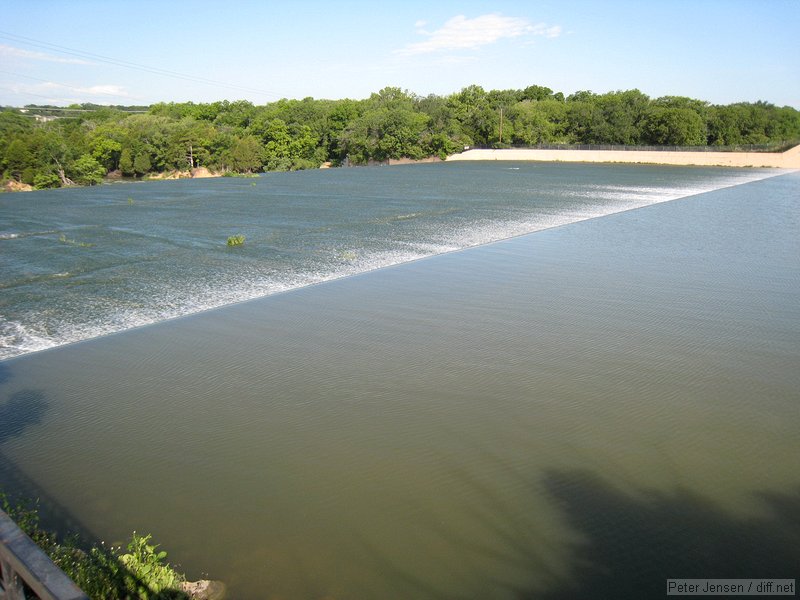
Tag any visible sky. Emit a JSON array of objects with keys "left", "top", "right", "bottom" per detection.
[{"left": 0, "top": 0, "right": 798, "bottom": 108}]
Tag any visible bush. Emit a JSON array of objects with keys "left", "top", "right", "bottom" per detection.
[
  {"left": 21, "top": 167, "right": 36, "bottom": 185},
  {"left": 226, "top": 234, "right": 245, "bottom": 246},
  {"left": 70, "top": 155, "right": 106, "bottom": 186},
  {"left": 119, "top": 533, "right": 183, "bottom": 597},
  {"left": 34, "top": 172, "right": 62, "bottom": 189}
]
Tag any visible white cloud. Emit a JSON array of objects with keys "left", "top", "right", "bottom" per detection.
[
  {"left": 395, "top": 13, "right": 561, "bottom": 56},
  {"left": 82, "top": 84, "right": 130, "bottom": 96},
  {"left": 0, "top": 44, "right": 93, "bottom": 65},
  {"left": 12, "top": 81, "right": 132, "bottom": 101},
  {"left": 537, "top": 24, "right": 562, "bottom": 39}
]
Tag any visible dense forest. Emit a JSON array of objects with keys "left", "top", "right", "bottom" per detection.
[{"left": 2, "top": 85, "right": 799, "bottom": 189}]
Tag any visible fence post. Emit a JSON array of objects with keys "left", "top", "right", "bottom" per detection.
[
  {"left": 1, "top": 554, "right": 26, "bottom": 600},
  {"left": 0, "top": 509, "right": 88, "bottom": 600}
]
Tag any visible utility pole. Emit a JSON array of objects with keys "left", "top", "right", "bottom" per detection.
[{"left": 499, "top": 107, "right": 504, "bottom": 144}]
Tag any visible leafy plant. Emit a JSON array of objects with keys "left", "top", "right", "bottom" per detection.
[
  {"left": 119, "top": 533, "right": 184, "bottom": 597},
  {"left": 33, "top": 172, "right": 61, "bottom": 189},
  {"left": 226, "top": 234, "right": 245, "bottom": 246}
]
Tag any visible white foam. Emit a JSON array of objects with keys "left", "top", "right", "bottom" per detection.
[
  {"left": 0, "top": 168, "right": 785, "bottom": 361},
  {"left": 0, "top": 318, "right": 59, "bottom": 358}
]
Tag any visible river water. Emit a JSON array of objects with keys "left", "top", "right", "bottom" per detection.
[
  {"left": 0, "top": 164, "right": 798, "bottom": 598},
  {"left": 0, "top": 163, "right": 781, "bottom": 360}
]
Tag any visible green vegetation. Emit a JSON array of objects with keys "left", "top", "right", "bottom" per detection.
[
  {"left": 59, "top": 233, "right": 95, "bottom": 247},
  {"left": 119, "top": 534, "right": 184, "bottom": 596},
  {"left": 226, "top": 234, "right": 245, "bottom": 246},
  {"left": 2, "top": 86, "right": 799, "bottom": 189},
  {"left": 1, "top": 491, "right": 189, "bottom": 599}
]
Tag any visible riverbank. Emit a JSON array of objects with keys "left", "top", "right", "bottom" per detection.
[
  {"left": 1, "top": 167, "right": 226, "bottom": 193},
  {"left": 447, "top": 144, "right": 800, "bottom": 168}
]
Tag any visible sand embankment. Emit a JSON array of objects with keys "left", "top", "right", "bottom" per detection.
[{"left": 447, "top": 144, "right": 800, "bottom": 168}]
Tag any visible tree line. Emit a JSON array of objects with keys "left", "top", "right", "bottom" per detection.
[{"left": 2, "top": 85, "right": 799, "bottom": 189}]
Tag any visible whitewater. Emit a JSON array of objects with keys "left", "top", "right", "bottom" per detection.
[{"left": 0, "top": 162, "right": 784, "bottom": 360}]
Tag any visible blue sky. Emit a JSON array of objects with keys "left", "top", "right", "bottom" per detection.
[{"left": 1, "top": 0, "right": 798, "bottom": 107}]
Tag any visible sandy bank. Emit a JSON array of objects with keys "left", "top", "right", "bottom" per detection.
[
  {"left": 447, "top": 144, "right": 800, "bottom": 168},
  {"left": 2, "top": 180, "right": 34, "bottom": 192}
]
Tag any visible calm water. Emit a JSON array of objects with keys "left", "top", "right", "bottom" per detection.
[
  {"left": 0, "top": 163, "right": 781, "bottom": 360},
  {"left": 1, "top": 165, "right": 799, "bottom": 599}
]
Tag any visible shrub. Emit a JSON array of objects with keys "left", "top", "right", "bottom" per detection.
[
  {"left": 70, "top": 155, "right": 106, "bottom": 186},
  {"left": 226, "top": 234, "right": 245, "bottom": 246},
  {"left": 119, "top": 533, "right": 183, "bottom": 597},
  {"left": 34, "top": 172, "right": 62, "bottom": 189}
]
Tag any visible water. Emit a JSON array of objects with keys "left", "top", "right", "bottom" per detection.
[
  {"left": 0, "top": 162, "right": 781, "bottom": 360},
  {"left": 1, "top": 165, "right": 798, "bottom": 599}
]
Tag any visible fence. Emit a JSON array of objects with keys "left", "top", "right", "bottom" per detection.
[
  {"left": 474, "top": 141, "right": 799, "bottom": 153},
  {"left": 0, "top": 509, "right": 88, "bottom": 600}
]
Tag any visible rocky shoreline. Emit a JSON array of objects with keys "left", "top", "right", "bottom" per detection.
[{"left": 2, "top": 167, "right": 223, "bottom": 193}]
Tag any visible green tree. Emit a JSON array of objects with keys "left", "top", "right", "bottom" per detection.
[
  {"left": 261, "top": 118, "right": 293, "bottom": 170},
  {"left": 321, "top": 99, "right": 362, "bottom": 162},
  {"left": 508, "top": 100, "right": 566, "bottom": 145},
  {"left": 3, "top": 138, "right": 32, "bottom": 180},
  {"left": 33, "top": 172, "right": 61, "bottom": 189},
  {"left": 38, "top": 127, "right": 76, "bottom": 186},
  {"left": 447, "top": 85, "right": 497, "bottom": 147},
  {"left": 229, "top": 135, "right": 263, "bottom": 172},
  {"left": 89, "top": 135, "right": 123, "bottom": 171},
  {"left": 339, "top": 87, "right": 430, "bottom": 162},
  {"left": 119, "top": 147, "right": 134, "bottom": 175},
  {"left": 121, "top": 114, "right": 171, "bottom": 172},
  {"left": 596, "top": 90, "right": 651, "bottom": 144},
  {"left": 213, "top": 99, "right": 255, "bottom": 128},
  {"left": 165, "top": 117, "right": 214, "bottom": 169},
  {"left": 643, "top": 107, "right": 707, "bottom": 145},
  {"left": 520, "top": 85, "right": 555, "bottom": 102},
  {"left": 341, "top": 106, "right": 428, "bottom": 163},
  {"left": 69, "top": 154, "right": 106, "bottom": 185},
  {"left": 565, "top": 95, "right": 605, "bottom": 144},
  {"left": 133, "top": 152, "right": 152, "bottom": 176}
]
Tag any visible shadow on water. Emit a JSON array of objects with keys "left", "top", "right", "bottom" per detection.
[
  {"left": 0, "top": 364, "right": 194, "bottom": 599},
  {"left": 524, "top": 470, "right": 800, "bottom": 600},
  {"left": 0, "top": 364, "right": 84, "bottom": 536},
  {"left": 0, "top": 361, "right": 11, "bottom": 386},
  {"left": 0, "top": 389, "right": 48, "bottom": 445}
]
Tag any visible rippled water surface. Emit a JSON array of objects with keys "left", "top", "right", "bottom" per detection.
[
  {"left": 0, "top": 162, "right": 780, "bottom": 359},
  {"left": 0, "top": 166, "right": 798, "bottom": 599}
]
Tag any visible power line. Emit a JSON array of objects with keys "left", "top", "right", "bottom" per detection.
[{"left": 0, "top": 30, "right": 286, "bottom": 100}]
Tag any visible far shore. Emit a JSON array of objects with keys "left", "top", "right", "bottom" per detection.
[
  {"left": 446, "top": 144, "right": 800, "bottom": 169},
  {"left": 4, "top": 146, "right": 798, "bottom": 193},
  {"left": 3, "top": 166, "right": 231, "bottom": 193}
]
